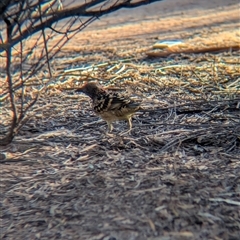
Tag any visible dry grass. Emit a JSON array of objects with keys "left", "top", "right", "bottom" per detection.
[
  {"left": 1, "top": 1, "right": 240, "bottom": 239},
  {"left": 1, "top": 52, "right": 240, "bottom": 239}
]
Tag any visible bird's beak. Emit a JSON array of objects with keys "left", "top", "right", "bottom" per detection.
[{"left": 75, "top": 87, "right": 85, "bottom": 93}]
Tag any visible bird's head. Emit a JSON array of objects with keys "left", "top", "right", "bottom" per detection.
[{"left": 76, "top": 82, "right": 105, "bottom": 99}]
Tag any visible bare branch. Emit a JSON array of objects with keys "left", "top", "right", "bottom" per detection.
[
  {"left": 0, "top": 0, "right": 163, "bottom": 52},
  {"left": 1, "top": 16, "right": 16, "bottom": 145}
]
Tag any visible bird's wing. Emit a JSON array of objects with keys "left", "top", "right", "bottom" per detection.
[{"left": 93, "top": 92, "right": 139, "bottom": 113}]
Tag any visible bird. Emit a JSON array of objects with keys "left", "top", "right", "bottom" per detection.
[{"left": 76, "top": 82, "right": 140, "bottom": 133}]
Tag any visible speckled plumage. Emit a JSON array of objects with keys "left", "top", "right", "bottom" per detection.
[{"left": 76, "top": 82, "right": 140, "bottom": 132}]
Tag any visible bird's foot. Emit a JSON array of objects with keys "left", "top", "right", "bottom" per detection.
[
  {"left": 119, "top": 129, "right": 132, "bottom": 136},
  {"left": 106, "top": 132, "right": 115, "bottom": 137}
]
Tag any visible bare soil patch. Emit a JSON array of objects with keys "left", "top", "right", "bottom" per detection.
[{"left": 1, "top": 0, "right": 240, "bottom": 239}]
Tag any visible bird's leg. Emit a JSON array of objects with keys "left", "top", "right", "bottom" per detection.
[
  {"left": 107, "top": 121, "right": 113, "bottom": 133},
  {"left": 120, "top": 117, "right": 133, "bottom": 136},
  {"left": 127, "top": 117, "right": 132, "bottom": 131}
]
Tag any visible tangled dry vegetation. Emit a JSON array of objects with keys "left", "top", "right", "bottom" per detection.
[{"left": 1, "top": 47, "right": 240, "bottom": 239}]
